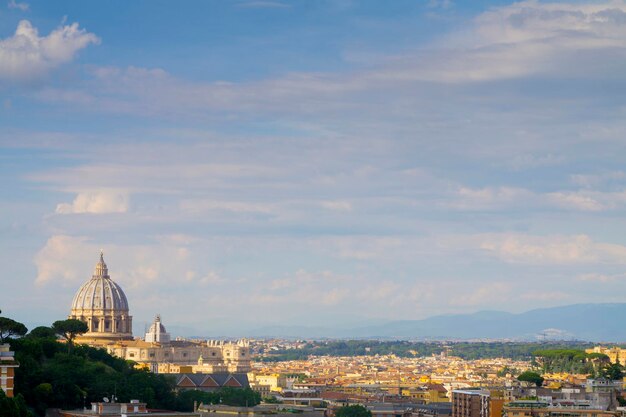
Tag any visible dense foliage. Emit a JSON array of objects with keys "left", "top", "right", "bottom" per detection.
[
  {"left": 335, "top": 405, "right": 372, "bottom": 417},
  {"left": 52, "top": 320, "right": 89, "bottom": 353},
  {"left": 517, "top": 371, "right": 544, "bottom": 386},
  {"left": 11, "top": 332, "right": 178, "bottom": 415},
  {"left": 0, "top": 317, "right": 28, "bottom": 343},
  {"left": 0, "top": 389, "right": 30, "bottom": 417},
  {"left": 532, "top": 349, "right": 610, "bottom": 375},
  {"left": 260, "top": 341, "right": 596, "bottom": 361}
]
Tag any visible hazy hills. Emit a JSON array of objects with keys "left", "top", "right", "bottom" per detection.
[{"left": 246, "top": 303, "right": 626, "bottom": 341}]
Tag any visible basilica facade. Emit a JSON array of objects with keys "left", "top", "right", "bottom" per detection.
[{"left": 70, "top": 253, "right": 251, "bottom": 373}]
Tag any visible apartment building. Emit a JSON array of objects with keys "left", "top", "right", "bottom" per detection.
[{"left": 0, "top": 343, "right": 19, "bottom": 398}]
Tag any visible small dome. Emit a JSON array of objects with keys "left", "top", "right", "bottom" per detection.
[
  {"left": 145, "top": 314, "right": 171, "bottom": 344},
  {"left": 148, "top": 315, "right": 167, "bottom": 334},
  {"left": 71, "top": 252, "right": 129, "bottom": 312}
]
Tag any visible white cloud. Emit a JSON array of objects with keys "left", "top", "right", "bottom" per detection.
[
  {"left": 180, "top": 199, "right": 273, "bottom": 214},
  {"left": 546, "top": 192, "right": 605, "bottom": 211},
  {"left": 0, "top": 20, "right": 99, "bottom": 81},
  {"left": 576, "top": 272, "right": 626, "bottom": 283},
  {"left": 432, "top": 1, "right": 626, "bottom": 82},
  {"left": 477, "top": 234, "right": 626, "bottom": 265},
  {"left": 547, "top": 189, "right": 626, "bottom": 211},
  {"left": 7, "top": 0, "right": 28, "bottom": 11},
  {"left": 571, "top": 171, "right": 626, "bottom": 188},
  {"left": 449, "top": 186, "right": 534, "bottom": 210},
  {"left": 34, "top": 235, "right": 93, "bottom": 285},
  {"left": 55, "top": 190, "right": 129, "bottom": 214},
  {"left": 320, "top": 200, "right": 352, "bottom": 211}
]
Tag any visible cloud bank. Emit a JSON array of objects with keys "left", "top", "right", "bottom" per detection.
[{"left": 0, "top": 20, "right": 99, "bottom": 81}]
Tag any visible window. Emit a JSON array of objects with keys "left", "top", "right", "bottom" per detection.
[
  {"left": 149, "top": 353, "right": 155, "bottom": 358},
  {"left": 129, "top": 353, "right": 135, "bottom": 358}
]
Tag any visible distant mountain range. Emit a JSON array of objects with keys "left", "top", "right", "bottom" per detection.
[{"left": 243, "top": 303, "right": 626, "bottom": 342}]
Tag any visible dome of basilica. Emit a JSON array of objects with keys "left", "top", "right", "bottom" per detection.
[
  {"left": 69, "top": 252, "right": 133, "bottom": 340},
  {"left": 71, "top": 253, "right": 129, "bottom": 312}
]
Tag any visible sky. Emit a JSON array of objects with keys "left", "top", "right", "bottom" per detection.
[{"left": 2, "top": 0, "right": 626, "bottom": 336}]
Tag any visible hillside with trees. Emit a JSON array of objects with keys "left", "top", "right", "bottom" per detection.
[{"left": 1, "top": 312, "right": 260, "bottom": 416}]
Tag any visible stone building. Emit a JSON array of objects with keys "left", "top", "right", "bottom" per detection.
[
  {"left": 70, "top": 251, "right": 132, "bottom": 341},
  {"left": 69, "top": 252, "right": 251, "bottom": 373}
]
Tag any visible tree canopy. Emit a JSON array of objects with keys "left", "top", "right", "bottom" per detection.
[
  {"left": 0, "top": 389, "right": 30, "bottom": 417},
  {"left": 52, "top": 319, "right": 88, "bottom": 353},
  {"left": 598, "top": 363, "right": 624, "bottom": 380},
  {"left": 532, "top": 349, "right": 612, "bottom": 375},
  {"left": 26, "top": 327, "right": 58, "bottom": 340},
  {"left": 0, "top": 317, "right": 28, "bottom": 343},
  {"left": 335, "top": 405, "right": 372, "bottom": 417},
  {"left": 517, "top": 371, "right": 544, "bottom": 387}
]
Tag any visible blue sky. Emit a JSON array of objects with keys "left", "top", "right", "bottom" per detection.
[{"left": 3, "top": 0, "right": 626, "bottom": 336}]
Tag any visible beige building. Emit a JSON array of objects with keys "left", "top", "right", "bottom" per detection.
[{"left": 70, "top": 253, "right": 251, "bottom": 373}]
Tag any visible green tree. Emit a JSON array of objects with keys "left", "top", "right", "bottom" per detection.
[
  {"left": 599, "top": 363, "right": 624, "bottom": 380},
  {"left": 263, "top": 396, "right": 282, "bottom": 404},
  {"left": 0, "top": 389, "right": 31, "bottom": 417},
  {"left": 52, "top": 319, "right": 88, "bottom": 353},
  {"left": 335, "top": 405, "right": 372, "bottom": 417},
  {"left": 517, "top": 371, "right": 544, "bottom": 387},
  {"left": 0, "top": 317, "right": 28, "bottom": 343},
  {"left": 218, "top": 387, "right": 261, "bottom": 407},
  {"left": 27, "top": 327, "right": 57, "bottom": 339}
]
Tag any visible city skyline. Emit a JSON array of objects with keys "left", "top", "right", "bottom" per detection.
[{"left": 3, "top": 0, "right": 626, "bottom": 334}]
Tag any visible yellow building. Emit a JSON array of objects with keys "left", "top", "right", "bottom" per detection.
[
  {"left": 586, "top": 347, "right": 626, "bottom": 367},
  {"left": 402, "top": 384, "right": 449, "bottom": 403},
  {"left": 248, "top": 373, "right": 288, "bottom": 392}
]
